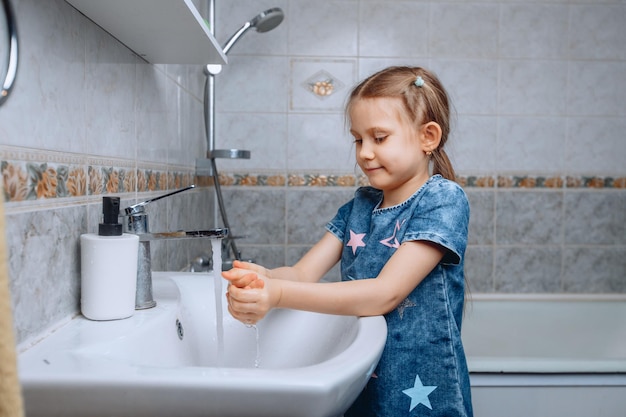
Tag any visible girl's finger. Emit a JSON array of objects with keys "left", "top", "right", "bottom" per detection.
[
  {"left": 227, "top": 301, "right": 260, "bottom": 324},
  {"left": 228, "top": 284, "right": 263, "bottom": 303},
  {"left": 232, "top": 260, "right": 267, "bottom": 276},
  {"left": 246, "top": 279, "right": 265, "bottom": 290},
  {"left": 223, "top": 272, "right": 258, "bottom": 288},
  {"left": 221, "top": 267, "right": 252, "bottom": 281}
]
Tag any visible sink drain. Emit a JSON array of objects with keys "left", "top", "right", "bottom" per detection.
[{"left": 175, "top": 319, "right": 184, "bottom": 340}]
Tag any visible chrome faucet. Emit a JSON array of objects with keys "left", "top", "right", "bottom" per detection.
[{"left": 121, "top": 185, "right": 228, "bottom": 309}]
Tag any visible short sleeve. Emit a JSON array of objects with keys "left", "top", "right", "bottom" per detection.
[
  {"left": 402, "top": 180, "right": 470, "bottom": 265},
  {"left": 326, "top": 198, "right": 353, "bottom": 242}
]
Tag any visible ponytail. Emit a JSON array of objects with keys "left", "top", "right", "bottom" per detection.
[{"left": 431, "top": 148, "right": 456, "bottom": 182}]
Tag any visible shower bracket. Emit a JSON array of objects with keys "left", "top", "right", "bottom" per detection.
[
  {"left": 196, "top": 158, "right": 213, "bottom": 176},
  {"left": 208, "top": 149, "right": 250, "bottom": 159},
  {"left": 195, "top": 149, "right": 250, "bottom": 176}
]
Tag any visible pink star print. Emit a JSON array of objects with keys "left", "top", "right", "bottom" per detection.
[
  {"left": 346, "top": 230, "right": 366, "bottom": 254},
  {"left": 380, "top": 219, "right": 406, "bottom": 249}
]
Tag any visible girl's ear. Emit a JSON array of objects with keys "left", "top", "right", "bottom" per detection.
[{"left": 420, "top": 122, "right": 442, "bottom": 153}]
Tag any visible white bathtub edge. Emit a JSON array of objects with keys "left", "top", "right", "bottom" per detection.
[
  {"left": 468, "top": 357, "right": 626, "bottom": 374},
  {"left": 467, "top": 293, "right": 626, "bottom": 302}
]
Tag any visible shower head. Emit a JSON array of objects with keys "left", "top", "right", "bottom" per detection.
[
  {"left": 221, "top": 7, "right": 284, "bottom": 55},
  {"left": 250, "top": 8, "right": 284, "bottom": 33}
]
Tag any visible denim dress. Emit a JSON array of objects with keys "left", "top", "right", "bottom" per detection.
[{"left": 326, "top": 175, "right": 473, "bottom": 417}]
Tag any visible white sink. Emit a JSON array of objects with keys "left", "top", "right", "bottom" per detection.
[{"left": 18, "top": 272, "right": 387, "bottom": 417}]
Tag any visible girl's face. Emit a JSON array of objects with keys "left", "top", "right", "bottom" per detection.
[{"left": 349, "top": 97, "right": 433, "bottom": 207}]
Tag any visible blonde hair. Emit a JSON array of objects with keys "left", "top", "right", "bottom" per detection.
[{"left": 346, "top": 66, "right": 456, "bottom": 182}]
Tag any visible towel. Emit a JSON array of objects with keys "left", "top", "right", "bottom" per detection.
[{"left": 0, "top": 195, "right": 24, "bottom": 417}]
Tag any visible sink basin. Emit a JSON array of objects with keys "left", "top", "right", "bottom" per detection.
[{"left": 18, "top": 272, "right": 387, "bottom": 417}]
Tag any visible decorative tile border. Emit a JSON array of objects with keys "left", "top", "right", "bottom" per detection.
[
  {"left": 1, "top": 148, "right": 194, "bottom": 203},
  {"left": 2, "top": 146, "right": 625, "bottom": 204},
  {"left": 493, "top": 175, "right": 626, "bottom": 189},
  {"left": 218, "top": 173, "right": 626, "bottom": 190}
]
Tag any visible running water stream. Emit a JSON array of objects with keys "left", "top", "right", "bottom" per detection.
[
  {"left": 245, "top": 324, "right": 261, "bottom": 368},
  {"left": 212, "top": 238, "right": 260, "bottom": 368},
  {"left": 211, "top": 239, "right": 224, "bottom": 365}
]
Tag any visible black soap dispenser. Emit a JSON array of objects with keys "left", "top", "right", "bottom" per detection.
[
  {"left": 99, "top": 196, "right": 123, "bottom": 236},
  {"left": 80, "top": 196, "right": 140, "bottom": 320}
]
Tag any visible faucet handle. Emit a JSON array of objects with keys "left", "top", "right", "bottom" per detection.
[{"left": 124, "top": 185, "right": 195, "bottom": 216}]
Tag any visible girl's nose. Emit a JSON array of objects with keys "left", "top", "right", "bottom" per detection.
[{"left": 358, "top": 140, "right": 375, "bottom": 160}]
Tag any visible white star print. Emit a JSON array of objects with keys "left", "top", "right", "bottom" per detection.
[{"left": 402, "top": 374, "right": 437, "bottom": 411}]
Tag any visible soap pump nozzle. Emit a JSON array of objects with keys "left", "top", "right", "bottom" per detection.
[{"left": 99, "top": 196, "right": 123, "bottom": 236}]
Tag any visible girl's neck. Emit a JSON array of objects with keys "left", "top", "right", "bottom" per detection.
[{"left": 379, "top": 172, "right": 431, "bottom": 208}]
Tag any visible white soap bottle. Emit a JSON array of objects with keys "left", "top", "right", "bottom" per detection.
[{"left": 80, "top": 196, "right": 139, "bottom": 321}]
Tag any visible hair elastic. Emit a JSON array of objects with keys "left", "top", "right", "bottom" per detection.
[{"left": 414, "top": 76, "right": 425, "bottom": 87}]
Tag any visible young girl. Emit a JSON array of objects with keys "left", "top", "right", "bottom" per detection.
[{"left": 223, "top": 66, "right": 472, "bottom": 417}]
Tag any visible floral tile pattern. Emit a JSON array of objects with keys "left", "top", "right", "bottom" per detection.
[
  {"left": 2, "top": 147, "right": 625, "bottom": 204},
  {"left": 1, "top": 147, "right": 194, "bottom": 203},
  {"left": 288, "top": 174, "right": 358, "bottom": 187},
  {"left": 218, "top": 173, "right": 626, "bottom": 189}
]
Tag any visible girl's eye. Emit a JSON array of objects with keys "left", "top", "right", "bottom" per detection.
[
  {"left": 374, "top": 136, "right": 387, "bottom": 144},
  {"left": 353, "top": 138, "right": 363, "bottom": 144}
]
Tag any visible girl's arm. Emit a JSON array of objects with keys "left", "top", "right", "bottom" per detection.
[
  {"left": 225, "top": 239, "right": 445, "bottom": 323},
  {"left": 224, "top": 232, "right": 343, "bottom": 285},
  {"left": 272, "top": 232, "right": 344, "bottom": 282}
]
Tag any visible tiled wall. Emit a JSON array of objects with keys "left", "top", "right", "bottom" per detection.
[
  {"left": 1, "top": 0, "right": 215, "bottom": 344},
  {"left": 210, "top": 0, "right": 626, "bottom": 291},
  {"left": 2, "top": 0, "right": 625, "bottom": 344}
]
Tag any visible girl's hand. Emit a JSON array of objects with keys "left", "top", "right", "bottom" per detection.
[
  {"left": 226, "top": 281, "right": 274, "bottom": 325},
  {"left": 222, "top": 262, "right": 278, "bottom": 324},
  {"left": 226, "top": 277, "right": 282, "bottom": 325}
]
